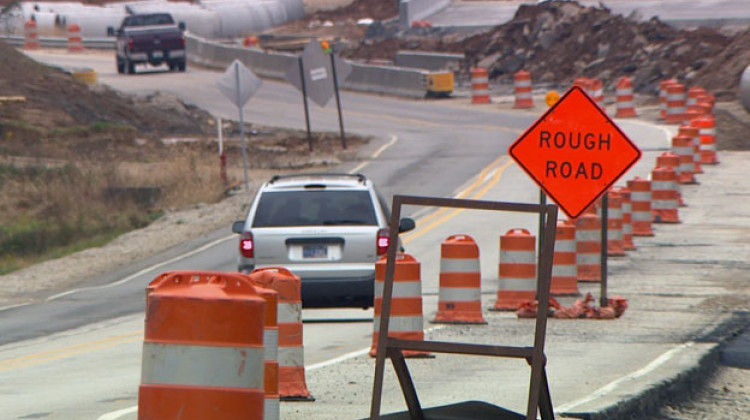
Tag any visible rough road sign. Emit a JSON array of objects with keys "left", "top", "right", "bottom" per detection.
[{"left": 508, "top": 86, "right": 641, "bottom": 219}]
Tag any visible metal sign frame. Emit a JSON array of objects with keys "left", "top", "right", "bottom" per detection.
[{"left": 370, "top": 195, "right": 559, "bottom": 420}]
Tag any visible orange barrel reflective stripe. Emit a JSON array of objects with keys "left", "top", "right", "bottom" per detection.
[
  {"left": 628, "top": 177, "right": 655, "bottom": 237},
  {"left": 691, "top": 115, "right": 718, "bottom": 164},
  {"left": 658, "top": 79, "right": 677, "bottom": 120},
  {"left": 513, "top": 70, "right": 534, "bottom": 109},
  {"left": 249, "top": 267, "right": 314, "bottom": 401},
  {"left": 551, "top": 220, "right": 579, "bottom": 296},
  {"left": 575, "top": 213, "right": 601, "bottom": 282},
  {"left": 248, "top": 283, "right": 280, "bottom": 420},
  {"left": 651, "top": 167, "right": 680, "bottom": 224},
  {"left": 432, "top": 234, "right": 486, "bottom": 324},
  {"left": 606, "top": 191, "right": 626, "bottom": 256},
  {"left": 470, "top": 67, "right": 490, "bottom": 104},
  {"left": 371, "top": 253, "right": 430, "bottom": 357},
  {"left": 139, "top": 271, "right": 265, "bottom": 420},
  {"left": 493, "top": 228, "right": 536, "bottom": 310},
  {"left": 656, "top": 151, "right": 685, "bottom": 207},
  {"left": 612, "top": 186, "right": 636, "bottom": 250},
  {"left": 672, "top": 134, "right": 697, "bottom": 184},
  {"left": 678, "top": 124, "right": 703, "bottom": 174},
  {"left": 615, "top": 77, "right": 637, "bottom": 117}
]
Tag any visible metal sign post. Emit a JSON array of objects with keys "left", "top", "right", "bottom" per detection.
[
  {"left": 330, "top": 52, "right": 346, "bottom": 149},
  {"left": 297, "top": 56, "right": 314, "bottom": 151},
  {"left": 216, "top": 60, "right": 262, "bottom": 193},
  {"left": 601, "top": 192, "right": 609, "bottom": 308}
]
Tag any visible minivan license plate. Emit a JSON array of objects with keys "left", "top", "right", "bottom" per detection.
[{"left": 303, "top": 244, "right": 327, "bottom": 259}]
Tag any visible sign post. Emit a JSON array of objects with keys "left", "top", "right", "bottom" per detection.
[
  {"left": 508, "top": 86, "right": 641, "bottom": 305},
  {"left": 216, "top": 60, "right": 262, "bottom": 192}
]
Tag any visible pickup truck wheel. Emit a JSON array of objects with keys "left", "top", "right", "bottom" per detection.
[
  {"left": 127, "top": 60, "right": 136, "bottom": 74},
  {"left": 168, "top": 62, "right": 176, "bottom": 71},
  {"left": 116, "top": 58, "right": 125, "bottom": 74},
  {"left": 177, "top": 60, "right": 186, "bottom": 72}
]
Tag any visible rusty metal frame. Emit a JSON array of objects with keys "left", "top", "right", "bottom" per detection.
[{"left": 369, "top": 195, "right": 559, "bottom": 420}]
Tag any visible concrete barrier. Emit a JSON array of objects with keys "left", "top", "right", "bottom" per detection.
[
  {"left": 395, "top": 50, "right": 463, "bottom": 71},
  {"left": 399, "top": 0, "right": 450, "bottom": 27}
]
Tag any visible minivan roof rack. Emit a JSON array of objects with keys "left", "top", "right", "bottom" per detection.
[{"left": 269, "top": 173, "right": 367, "bottom": 184}]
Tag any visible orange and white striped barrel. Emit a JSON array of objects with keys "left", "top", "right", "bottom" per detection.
[
  {"left": 615, "top": 77, "right": 637, "bottom": 117},
  {"left": 612, "top": 186, "right": 636, "bottom": 250},
  {"left": 687, "top": 86, "right": 706, "bottom": 107},
  {"left": 371, "top": 253, "right": 429, "bottom": 357},
  {"left": 139, "top": 272, "right": 266, "bottom": 420},
  {"left": 575, "top": 213, "right": 601, "bottom": 282},
  {"left": 513, "top": 70, "right": 534, "bottom": 109},
  {"left": 551, "top": 220, "right": 579, "bottom": 296},
  {"left": 606, "top": 192, "right": 626, "bottom": 256},
  {"left": 651, "top": 166, "right": 680, "bottom": 224},
  {"left": 691, "top": 115, "right": 719, "bottom": 164},
  {"left": 672, "top": 134, "right": 697, "bottom": 184},
  {"left": 433, "top": 234, "right": 486, "bottom": 324},
  {"left": 250, "top": 267, "right": 314, "bottom": 401},
  {"left": 656, "top": 151, "right": 684, "bottom": 206},
  {"left": 493, "top": 228, "right": 536, "bottom": 310},
  {"left": 678, "top": 124, "right": 703, "bottom": 174},
  {"left": 250, "top": 284, "right": 280, "bottom": 420},
  {"left": 627, "top": 177, "right": 654, "bottom": 237},
  {"left": 67, "top": 23, "right": 84, "bottom": 52},
  {"left": 470, "top": 67, "right": 490, "bottom": 104},
  {"left": 24, "top": 20, "right": 39, "bottom": 50},
  {"left": 665, "top": 83, "right": 687, "bottom": 124},
  {"left": 590, "top": 78, "right": 605, "bottom": 110},
  {"left": 658, "top": 79, "right": 677, "bottom": 120}
]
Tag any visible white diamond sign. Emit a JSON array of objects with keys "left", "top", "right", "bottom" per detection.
[{"left": 216, "top": 59, "right": 262, "bottom": 108}]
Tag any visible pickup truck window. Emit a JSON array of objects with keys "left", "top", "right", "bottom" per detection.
[{"left": 123, "top": 14, "right": 175, "bottom": 28}]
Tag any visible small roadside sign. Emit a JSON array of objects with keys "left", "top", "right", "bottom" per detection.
[
  {"left": 508, "top": 86, "right": 641, "bottom": 219},
  {"left": 216, "top": 59, "right": 262, "bottom": 108}
]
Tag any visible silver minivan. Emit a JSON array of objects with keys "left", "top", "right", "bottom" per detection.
[{"left": 232, "top": 173, "right": 415, "bottom": 308}]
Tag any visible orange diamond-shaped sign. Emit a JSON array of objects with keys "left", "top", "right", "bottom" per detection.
[{"left": 508, "top": 86, "right": 641, "bottom": 219}]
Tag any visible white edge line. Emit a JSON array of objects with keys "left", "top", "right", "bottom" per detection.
[
  {"left": 44, "top": 234, "right": 236, "bottom": 302},
  {"left": 97, "top": 405, "right": 137, "bottom": 420},
  {"left": 556, "top": 341, "right": 695, "bottom": 413},
  {"left": 371, "top": 134, "right": 398, "bottom": 159}
]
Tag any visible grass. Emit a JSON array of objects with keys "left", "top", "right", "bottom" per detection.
[{"left": 0, "top": 128, "right": 225, "bottom": 275}]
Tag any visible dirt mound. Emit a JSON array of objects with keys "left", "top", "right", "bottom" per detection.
[{"left": 344, "top": 1, "right": 750, "bottom": 99}]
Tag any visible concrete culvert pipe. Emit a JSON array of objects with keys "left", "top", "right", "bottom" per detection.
[{"left": 741, "top": 64, "right": 750, "bottom": 113}]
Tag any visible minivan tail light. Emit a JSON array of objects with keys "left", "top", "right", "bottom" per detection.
[
  {"left": 376, "top": 228, "right": 389, "bottom": 255},
  {"left": 240, "top": 231, "right": 254, "bottom": 258}
]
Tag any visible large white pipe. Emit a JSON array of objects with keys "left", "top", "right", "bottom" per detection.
[{"left": 741, "top": 65, "right": 750, "bottom": 113}]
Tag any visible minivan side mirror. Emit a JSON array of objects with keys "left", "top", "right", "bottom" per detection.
[
  {"left": 232, "top": 220, "right": 246, "bottom": 234},
  {"left": 398, "top": 217, "right": 415, "bottom": 233},
  {"left": 178, "top": 21, "right": 186, "bottom": 31}
]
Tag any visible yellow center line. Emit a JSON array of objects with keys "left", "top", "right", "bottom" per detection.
[
  {"left": 403, "top": 156, "right": 515, "bottom": 244},
  {"left": 0, "top": 330, "right": 143, "bottom": 371}
]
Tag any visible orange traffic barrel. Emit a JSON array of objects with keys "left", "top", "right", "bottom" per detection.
[
  {"left": 432, "top": 234, "right": 486, "bottom": 324},
  {"left": 691, "top": 115, "right": 719, "bottom": 164},
  {"left": 551, "top": 220, "right": 579, "bottom": 296},
  {"left": 612, "top": 186, "right": 636, "bottom": 250},
  {"left": 470, "top": 67, "right": 490, "bottom": 104},
  {"left": 590, "top": 78, "right": 605, "bottom": 110},
  {"left": 678, "top": 125, "right": 703, "bottom": 174},
  {"left": 627, "top": 177, "right": 654, "bottom": 237},
  {"left": 575, "top": 213, "right": 601, "bottom": 282},
  {"left": 606, "top": 192, "right": 626, "bottom": 256},
  {"left": 249, "top": 267, "right": 314, "bottom": 401},
  {"left": 651, "top": 167, "right": 680, "bottom": 224},
  {"left": 672, "top": 134, "right": 697, "bottom": 184},
  {"left": 658, "top": 78, "right": 677, "bottom": 120},
  {"left": 139, "top": 271, "right": 266, "bottom": 420},
  {"left": 493, "top": 228, "right": 536, "bottom": 310},
  {"left": 615, "top": 77, "right": 637, "bottom": 117},
  {"left": 67, "top": 23, "right": 84, "bottom": 52},
  {"left": 371, "top": 253, "right": 430, "bottom": 357},
  {"left": 246, "top": 282, "right": 280, "bottom": 420},
  {"left": 24, "top": 20, "right": 39, "bottom": 50},
  {"left": 656, "top": 151, "right": 685, "bottom": 206},
  {"left": 665, "top": 83, "right": 687, "bottom": 124},
  {"left": 513, "top": 70, "right": 534, "bottom": 108}
]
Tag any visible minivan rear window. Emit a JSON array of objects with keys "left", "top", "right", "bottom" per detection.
[{"left": 253, "top": 190, "right": 377, "bottom": 227}]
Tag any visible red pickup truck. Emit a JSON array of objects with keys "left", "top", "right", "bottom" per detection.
[{"left": 107, "top": 13, "right": 186, "bottom": 74}]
